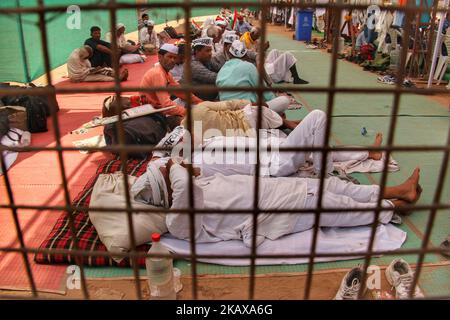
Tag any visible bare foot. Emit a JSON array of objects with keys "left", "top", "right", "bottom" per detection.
[
  {"left": 397, "top": 167, "right": 421, "bottom": 203},
  {"left": 368, "top": 132, "right": 383, "bottom": 160},
  {"left": 119, "top": 68, "right": 129, "bottom": 82}
]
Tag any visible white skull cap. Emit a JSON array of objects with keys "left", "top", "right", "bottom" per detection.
[
  {"left": 229, "top": 40, "right": 247, "bottom": 58},
  {"left": 223, "top": 33, "right": 239, "bottom": 44},
  {"left": 192, "top": 37, "right": 214, "bottom": 48},
  {"left": 159, "top": 43, "right": 179, "bottom": 54}
]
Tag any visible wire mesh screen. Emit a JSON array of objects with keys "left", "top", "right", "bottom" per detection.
[{"left": 0, "top": 0, "right": 449, "bottom": 300}]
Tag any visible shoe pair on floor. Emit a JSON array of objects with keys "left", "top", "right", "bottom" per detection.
[{"left": 334, "top": 259, "right": 424, "bottom": 300}]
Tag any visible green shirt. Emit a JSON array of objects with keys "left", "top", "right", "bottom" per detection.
[{"left": 216, "top": 59, "right": 276, "bottom": 103}]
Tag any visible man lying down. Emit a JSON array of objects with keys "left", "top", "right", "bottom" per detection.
[
  {"left": 157, "top": 108, "right": 386, "bottom": 178},
  {"left": 129, "top": 157, "right": 421, "bottom": 248}
]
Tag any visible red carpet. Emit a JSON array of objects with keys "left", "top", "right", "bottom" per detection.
[{"left": 0, "top": 55, "right": 158, "bottom": 293}]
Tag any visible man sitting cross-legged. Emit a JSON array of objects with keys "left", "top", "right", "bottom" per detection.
[{"left": 139, "top": 43, "right": 203, "bottom": 128}]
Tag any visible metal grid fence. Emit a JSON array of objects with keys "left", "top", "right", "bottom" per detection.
[{"left": 0, "top": 0, "right": 449, "bottom": 300}]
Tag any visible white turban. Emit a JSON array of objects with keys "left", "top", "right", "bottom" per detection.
[{"left": 116, "top": 23, "right": 125, "bottom": 30}]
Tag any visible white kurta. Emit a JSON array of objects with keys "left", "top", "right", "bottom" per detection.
[
  {"left": 139, "top": 28, "right": 160, "bottom": 47},
  {"left": 166, "top": 164, "right": 308, "bottom": 247},
  {"left": 165, "top": 164, "right": 394, "bottom": 248}
]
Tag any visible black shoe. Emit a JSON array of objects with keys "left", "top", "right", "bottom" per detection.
[{"left": 294, "top": 78, "right": 309, "bottom": 85}]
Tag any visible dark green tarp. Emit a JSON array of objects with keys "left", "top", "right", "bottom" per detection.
[{"left": 0, "top": 0, "right": 259, "bottom": 83}]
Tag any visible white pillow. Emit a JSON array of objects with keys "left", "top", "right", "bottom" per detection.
[
  {"left": 89, "top": 172, "right": 167, "bottom": 263},
  {"left": 119, "top": 53, "right": 144, "bottom": 65}
]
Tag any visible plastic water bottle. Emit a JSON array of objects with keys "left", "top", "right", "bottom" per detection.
[
  {"left": 361, "top": 127, "right": 374, "bottom": 137},
  {"left": 389, "top": 46, "right": 400, "bottom": 71},
  {"left": 146, "top": 233, "right": 176, "bottom": 300}
]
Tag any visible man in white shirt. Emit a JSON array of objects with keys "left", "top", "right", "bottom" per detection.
[
  {"left": 139, "top": 20, "right": 160, "bottom": 55},
  {"left": 131, "top": 157, "right": 420, "bottom": 247}
]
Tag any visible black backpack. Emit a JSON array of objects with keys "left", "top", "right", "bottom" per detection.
[
  {"left": 0, "top": 111, "right": 9, "bottom": 139},
  {"left": 164, "top": 26, "right": 184, "bottom": 39},
  {"left": 104, "top": 114, "right": 168, "bottom": 159},
  {"left": 1, "top": 95, "right": 48, "bottom": 133}
]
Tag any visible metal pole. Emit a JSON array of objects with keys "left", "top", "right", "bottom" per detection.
[{"left": 427, "top": 0, "right": 449, "bottom": 88}]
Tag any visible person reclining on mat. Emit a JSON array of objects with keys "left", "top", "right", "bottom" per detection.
[
  {"left": 67, "top": 45, "right": 128, "bottom": 83},
  {"left": 139, "top": 20, "right": 160, "bottom": 55},
  {"left": 84, "top": 26, "right": 113, "bottom": 68},
  {"left": 139, "top": 44, "right": 203, "bottom": 128},
  {"left": 152, "top": 109, "right": 385, "bottom": 178},
  {"left": 180, "top": 37, "right": 222, "bottom": 101},
  {"left": 130, "top": 158, "right": 421, "bottom": 248}
]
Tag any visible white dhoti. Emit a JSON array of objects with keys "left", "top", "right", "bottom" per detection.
[
  {"left": 292, "top": 176, "right": 394, "bottom": 233},
  {"left": 264, "top": 49, "right": 298, "bottom": 83},
  {"left": 167, "top": 164, "right": 394, "bottom": 247},
  {"left": 191, "top": 110, "right": 368, "bottom": 178}
]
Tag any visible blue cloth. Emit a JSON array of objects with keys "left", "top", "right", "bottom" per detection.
[
  {"left": 216, "top": 59, "right": 276, "bottom": 102},
  {"left": 392, "top": 11, "right": 405, "bottom": 28},
  {"left": 235, "top": 21, "right": 252, "bottom": 34},
  {"left": 416, "top": 0, "right": 433, "bottom": 24}
]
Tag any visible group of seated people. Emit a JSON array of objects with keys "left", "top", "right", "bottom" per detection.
[
  {"left": 68, "top": 9, "right": 422, "bottom": 248},
  {"left": 67, "top": 13, "right": 161, "bottom": 83}
]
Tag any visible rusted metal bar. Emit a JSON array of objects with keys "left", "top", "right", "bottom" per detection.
[
  {"left": 304, "top": 0, "right": 343, "bottom": 300},
  {"left": 35, "top": 0, "right": 90, "bottom": 300},
  {"left": 0, "top": 149, "right": 38, "bottom": 297},
  {"left": 357, "top": 0, "right": 416, "bottom": 299},
  {"left": 106, "top": 0, "right": 143, "bottom": 300},
  {"left": 408, "top": 125, "right": 450, "bottom": 298}
]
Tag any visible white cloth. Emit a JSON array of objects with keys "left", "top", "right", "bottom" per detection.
[
  {"left": 139, "top": 28, "right": 160, "bottom": 47},
  {"left": 167, "top": 164, "right": 308, "bottom": 247},
  {"left": 166, "top": 164, "right": 395, "bottom": 248},
  {"left": 119, "top": 54, "right": 144, "bottom": 65},
  {"left": 131, "top": 162, "right": 170, "bottom": 208},
  {"left": 88, "top": 172, "right": 167, "bottom": 263},
  {"left": 170, "top": 63, "right": 184, "bottom": 81},
  {"left": 265, "top": 95, "right": 291, "bottom": 114},
  {"left": 178, "top": 109, "right": 341, "bottom": 177},
  {"left": 0, "top": 128, "right": 31, "bottom": 175},
  {"left": 332, "top": 151, "right": 399, "bottom": 175},
  {"left": 242, "top": 104, "right": 283, "bottom": 130},
  {"left": 264, "top": 49, "right": 297, "bottom": 83},
  {"left": 160, "top": 224, "right": 406, "bottom": 266},
  {"left": 160, "top": 43, "right": 179, "bottom": 54}
]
